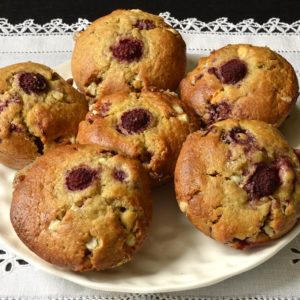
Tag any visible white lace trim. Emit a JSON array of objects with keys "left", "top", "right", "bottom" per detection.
[
  {"left": 1, "top": 296, "right": 300, "bottom": 300},
  {"left": 160, "top": 13, "right": 300, "bottom": 34},
  {"left": 0, "top": 18, "right": 90, "bottom": 35},
  {"left": 1, "top": 14, "right": 300, "bottom": 35}
]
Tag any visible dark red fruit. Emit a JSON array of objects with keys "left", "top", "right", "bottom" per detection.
[
  {"left": 208, "top": 59, "right": 247, "bottom": 84},
  {"left": 110, "top": 38, "right": 143, "bottom": 62},
  {"left": 117, "top": 108, "right": 152, "bottom": 135},
  {"left": 98, "top": 102, "right": 111, "bottom": 117},
  {"left": 19, "top": 72, "right": 48, "bottom": 94},
  {"left": 207, "top": 101, "right": 231, "bottom": 124},
  {"left": 277, "top": 156, "right": 293, "bottom": 170},
  {"left": 221, "top": 127, "right": 254, "bottom": 145},
  {"left": 66, "top": 166, "right": 98, "bottom": 191},
  {"left": 9, "top": 123, "right": 22, "bottom": 133},
  {"left": 113, "top": 169, "right": 128, "bottom": 182},
  {"left": 134, "top": 19, "right": 155, "bottom": 30},
  {"left": 220, "top": 59, "right": 247, "bottom": 84},
  {"left": 244, "top": 164, "right": 280, "bottom": 200},
  {"left": 0, "top": 102, "right": 7, "bottom": 112},
  {"left": 0, "top": 97, "right": 21, "bottom": 113},
  {"left": 208, "top": 67, "right": 220, "bottom": 79}
]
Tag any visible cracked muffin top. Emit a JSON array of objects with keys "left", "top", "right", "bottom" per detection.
[
  {"left": 10, "top": 144, "right": 152, "bottom": 271},
  {"left": 76, "top": 90, "right": 198, "bottom": 186},
  {"left": 179, "top": 44, "right": 299, "bottom": 128},
  {"left": 0, "top": 62, "right": 88, "bottom": 169},
  {"left": 175, "top": 119, "right": 300, "bottom": 249},
  {"left": 71, "top": 9, "right": 186, "bottom": 101}
]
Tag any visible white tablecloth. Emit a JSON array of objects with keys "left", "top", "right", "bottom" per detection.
[{"left": 1, "top": 14, "right": 300, "bottom": 300}]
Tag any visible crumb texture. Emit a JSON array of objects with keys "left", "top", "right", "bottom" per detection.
[
  {"left": 71, "top": 9, "right": 186, "bottom": 99},
  {"left": 175, "top": 119, "right": 300, "bottom": 249},
  {"left": 0, "top": 62, "right": 88, "bottom": 169},
  {"left": 10, "top": 144, "right": 152, "bottom": 271},
  {"left": 77, "top": 90, "right": 198, "bottom": 185},
  {"left": 179, "top": 44, "right": 299, "bottom": 127}
]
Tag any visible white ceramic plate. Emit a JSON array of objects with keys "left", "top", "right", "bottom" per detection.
[{"left": 0, "top": 56, "right": 300, "bottom": 294}]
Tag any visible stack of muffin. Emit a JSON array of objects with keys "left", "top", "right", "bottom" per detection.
[{"left": 3, "top": 9, "right": 300, "bottom": 272}]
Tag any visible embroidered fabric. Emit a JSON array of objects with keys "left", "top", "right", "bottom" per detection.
[
  {"left": 1, "top": 297, "right": 300, "bottom": 300},
  {"left": 2, "top": 15, "right": 300, "bottom": 36},
  {"left": 0, "top": 18, "right": 90, "bottom": 35},
  {"left": 1, "top": 13, "right": 300, "bottom": 299},
  {"left": 0, "top": 249, "right": 28, "bottom": 273}
]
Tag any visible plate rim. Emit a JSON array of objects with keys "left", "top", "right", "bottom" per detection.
[
  {"left": 1, "top": 222, "right": 299, "bottom": 293},
  {"left": 0, "top": 59, "right": 300, "bottom": 293}
]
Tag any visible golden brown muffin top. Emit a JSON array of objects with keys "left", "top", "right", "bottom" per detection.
[
  {"left": 11, "top": 144, "right": 152, "bottom": 271},
  {"left": 175, "top": 119, "right": 300, "bottom": 249},
  {"left": 72, "top": 9, "right": 186, "bottom": 99},
  {"left": 77, "top": 90, "right": 198, "bottom": 185},
  {"left": 180, "top": 44, "right": 299, "bottom": 127},
  {"left": 0, "top": 61, "right": 87, "bottom": 169}
]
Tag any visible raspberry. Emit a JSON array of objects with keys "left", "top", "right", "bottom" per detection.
[
  {"left": 244, "top": 164, "right": 280, "bottom": 200},
  {"left": 209, "top": 59, "right": 247, "bottom": 84},
  {"left": 0, "top": 97, "right": 21, "bottom": 113},
  {"left": 110, "top": 38, "right": 143, "bottom": 63},
  {"left": 117, "top": 108, "right": 152, "bottom": 135},
  {"left": 66, "top": 166, "right": 98, "bottom": 191},
  {"left": 134, "top": 19, "right": 155, "bottom": 30},
  {"left": 19, "top": 72, "right": 48, "bottom": 94},
  {"left": 206, "top": 101, "right": 231, "bottom": 125},
  {"left": 221, "top": 127, "right": 254, "bottom": 145},
  {"left": 113, "top": 169, "right": 128, "bottom": 182},
  {"left": 9, "top": 123, "right": 22, "bottom": 133},
  {"left": 98, "top": 102, "right": 111, "bottom": 117}
]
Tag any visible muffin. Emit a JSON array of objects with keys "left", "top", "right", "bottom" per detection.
[
  {"left": 180, "top": 44, "right": 299, "bottom": 127},
  {"left": 76, "top": 90, "right": 198, "bottom": 185},
  {"left": 71, "top": 9, "right": 186, "bottom": 100},
  {"left": 175, "top": 119, "right": 300, "bottom": 249},
  {"left": 10, "top": 144, "right": 152, "bottom": 271},
  {"left": 0, "top": 62, "right": 88, "bottom": 169}
]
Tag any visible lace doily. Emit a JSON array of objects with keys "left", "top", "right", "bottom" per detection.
[
  {"left": 1, "top": 12, "right": 300, "bottom": 299},
  {"left": 1, "top": 14, "right": 300, "bottom": 35},
  {"left": 0, "top": 249, "right": 28, "bottom": 273}
]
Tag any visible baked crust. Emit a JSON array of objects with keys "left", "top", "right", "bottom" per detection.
[
  {"left": 179, "top": 44, "right": 299, "bottom": 127},
  {"left": 175, "top": 119, "right": 300, "bottom": 249},
  {"left": 77, "top": 90, "right": 198, "bottom": 185},
  {"left": 71, "top": 9, "right": 186, "bottom": 99},
  {"left": 10, "top": 144, "right": 152, "bottom": 271},
  {"left": 0, "top": 61, "right": 88, "bottom": 169}
]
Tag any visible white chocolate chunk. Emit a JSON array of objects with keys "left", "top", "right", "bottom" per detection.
[
  {"left": 69, "top": 136, "right": 76, "bottom": 144},
  {"left": 179, "top": 201, "right": 188, "bottom": 213},
  {"left": 86, "top": 82, "right": 97, "bottom": 96},
  {"left": 230, "top": 175, "right": 241, "bottom": 184},
  {"left": 98, "top": 157, "right": 107, "bottom": 164},
  {"left": 121, "top": 210, "right": 137, "bottom": 231},
  {"left": 237, "top": 46, "right": 249, "bottom": 59},
  {"left": 178, "top": 114, "right": 189, "bottom": 122},
  {"left": 281, "top": 96, "right": 292, "bottom": 103},
  {"left": 126, "top": 234, "right": 136, "bottom": 246},
  {"left": 85, "top": 237, "right": 98, "bottom": 251},
  {"left": 263, "top": 225, "right": 275, "bottom": 237},
  {"left": 172, "top": 104, "right": 184, "bottom": 114},
  {"left": 52, "top": 91, "right": 64, "bottom": 100},
  {"left": 48, "top": 219, "right": 61, "bottom": 231}
]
